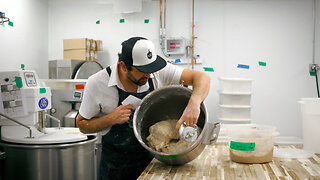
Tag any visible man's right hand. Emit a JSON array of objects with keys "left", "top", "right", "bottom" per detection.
[
  {"left": 76, "top": 104, "right": 134, "bottom": 134},
  {"left": 109, "top": 104, "right": 134, "bottom": 124}
]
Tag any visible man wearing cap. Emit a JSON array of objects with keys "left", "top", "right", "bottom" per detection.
[{"left": 76, "top": 37, "right": 210, "bottom": 180}]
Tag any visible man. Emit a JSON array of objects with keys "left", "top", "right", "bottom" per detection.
[{"left": 76, "top": 37, "right": 210, "bottom": 180}]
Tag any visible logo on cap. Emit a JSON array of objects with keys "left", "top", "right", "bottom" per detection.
[{"left": 147, "top": 50, "right": 152, "bottom": 59}]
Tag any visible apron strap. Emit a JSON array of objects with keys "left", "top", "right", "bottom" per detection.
[
  {"left": 147, "top": 78, "right": 154, "bottom": 91},
  {"left": 106, "top": 66, "right": 111, "bottom": 76}
]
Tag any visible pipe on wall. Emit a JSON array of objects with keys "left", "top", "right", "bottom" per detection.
[{"left": 191, "top": 0, "right": 195, "bottom": 69}]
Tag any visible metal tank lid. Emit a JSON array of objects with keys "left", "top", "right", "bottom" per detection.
[{"left": 73, "top": 61, "right": 103, "bottom": 79}]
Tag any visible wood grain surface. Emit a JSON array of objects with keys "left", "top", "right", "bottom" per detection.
[{"left": 138, "top": 145, "right": 320, "bottom": 180}]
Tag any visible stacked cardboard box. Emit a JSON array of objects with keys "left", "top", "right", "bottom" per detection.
[{"left": 63, "top": 38, "right": 103, "bottom": 60}]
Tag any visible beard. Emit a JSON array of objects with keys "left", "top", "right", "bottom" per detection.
[{"left": 126, "top": 71, "right": 148, "bottom": 86}]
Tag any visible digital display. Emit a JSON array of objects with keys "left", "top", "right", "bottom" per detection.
[
  {"left": 166, "top": 39, "right": 185, "bottom": 55},
  {"left": 73, "top": 91, "right": 82, "bottom": 99},
  {"left": 24, "top": 72, "right": 37, "bottom": 87}
]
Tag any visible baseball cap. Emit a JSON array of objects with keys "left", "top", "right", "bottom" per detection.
[{"left": 121, "top": 37, "right": 167, "bottom": 74}]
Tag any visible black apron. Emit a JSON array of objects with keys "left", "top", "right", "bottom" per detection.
[{"left": 99, "top": 66, "right": 154, "bottom": 180}]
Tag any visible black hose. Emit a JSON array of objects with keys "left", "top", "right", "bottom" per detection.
[{"left": 315, "top": 69, "right": 320, "bottom": 98}]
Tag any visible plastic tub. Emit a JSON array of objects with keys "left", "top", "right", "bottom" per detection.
[
  {"left": 227, "top": 124, "right": 277, "bottom": 163},
  {"left": 219, "top": 92, "right": 252, "bottom": 106},
  {"left": 299, "top": 98, "right": 320, "bottom": 153},
  {"left": 219, "top": 105, "right": 251, "bottom": 119},
  {"left": 219, "top": 77, "right": 253, "bottom": 93},
  {"left": 218, "top": 117, "right": 251, "bottom": 124}
]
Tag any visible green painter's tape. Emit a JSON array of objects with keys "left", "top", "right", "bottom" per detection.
[
  {"left": 144, "top": 19, "right": 149, "bottom": 23},
  {"left": 96, "top": 20, "right": 100, "bottom": 24},
  {"left": 259, "top": 61, "right": 267, "bottom": 66},
  {"left": 203, "top": 67, "right": 214, "bottom": 72},
  {"left": 8, "top": 21, "right": 13, "bottom": 27},
  {"left": 40, "top": 88, "right": 46, "bottom": 94},
  {"left": 310, "top": 72, "right": 316, "bottom": 76},
  {"left": 120, "top": 19, "right": 125, "bottom": 23},
  {"left": 15, "top": 76, "right": 23, "bottom": 88},
  {"left": 159, "top": 154, "right": 179, "bottom": 159},
  {"left": 230, "top": 141, "right": 255, "bottom": 151}
]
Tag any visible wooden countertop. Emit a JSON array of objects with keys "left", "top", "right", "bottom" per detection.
[{"left": 138, "top": 144, "right": 320, "bottom": 179}]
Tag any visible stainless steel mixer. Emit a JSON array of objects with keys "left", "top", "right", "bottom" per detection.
[
  {"left": 0, "top": 69, "right": 97, "bottom": 180},
  {"left": 133, "top": 86, "right": 220, "bottom": 165},
  {"left": 47, "top": 59, "right": 103, "bottom": 127}
]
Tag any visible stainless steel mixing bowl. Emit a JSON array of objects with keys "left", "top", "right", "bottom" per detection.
[{"left": 133, "top": 86, "right": 220, "bottom": 165}]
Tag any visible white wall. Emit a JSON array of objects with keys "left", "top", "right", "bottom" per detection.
[
  {"left": 0, "top": 0, "right": 48, "bottom": 78},
  {"left": 1, "top": 0, "right": 318, "bottom": 138},
  {"left": 48, "top": 0, "right": 319, "bottom": 138}
]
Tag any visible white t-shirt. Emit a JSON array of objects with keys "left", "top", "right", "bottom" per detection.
[{"left": 79, "top": 62, "right": 184, "bottom": 135}]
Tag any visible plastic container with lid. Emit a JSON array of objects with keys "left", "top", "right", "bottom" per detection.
[
  {"left": 299, "top": 98, "right": 320, "bottom": 153},
  {"left": 219, "top": 92, "right": 252, "bottom": 106},
  {"left": 218, "top": 77, "right": 253, "bottom": 93},
  {"left": 227, "top": 124, "right": 278, "bottom": 163},
  {"left": 218, "top": 105, "right": 251, "bottom": 119}
]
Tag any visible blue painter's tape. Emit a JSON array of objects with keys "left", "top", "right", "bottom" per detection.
[
  {"left": 174, "top": 59, "right": 181, "bottom": 63},
  {"left": 237, "top": 64, "right": 250, "bottom": 69}
]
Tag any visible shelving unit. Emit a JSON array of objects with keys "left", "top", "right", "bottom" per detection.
[{"left": 217, "top": 77, "right": 253, "bottom": 124}]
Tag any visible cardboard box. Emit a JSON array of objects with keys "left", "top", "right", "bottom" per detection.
[
  {"left": 63, "top": 38, "right": 91, "bottom": 50},
  {"left": 63, "top": 49, "right": 89, "bottom": 60},
  {"left": 96, "top": 40, "right": 103, "bottom": 51}
]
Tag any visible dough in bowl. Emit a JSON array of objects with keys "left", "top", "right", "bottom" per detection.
[{"left": 147, "top": 120, "right": 193, "bottom": 153}]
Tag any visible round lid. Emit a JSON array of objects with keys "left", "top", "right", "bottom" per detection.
[
  {"left": 73, "top": 61, "right": 103, "bottom": 79},
  {"left": 1, "top": 126, "right": 87, "bottom": 144}
]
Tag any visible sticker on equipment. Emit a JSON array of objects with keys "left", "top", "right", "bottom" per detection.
[{"left": 38, "top": 98, "right": 48, "bottom": 109}]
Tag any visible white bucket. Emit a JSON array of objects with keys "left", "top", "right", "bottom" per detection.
[{"left": 299, "top": 98, "right": 320, "bottom": 153}]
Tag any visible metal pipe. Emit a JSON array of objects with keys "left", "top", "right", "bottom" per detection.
[
  {"left": 191, "top": 0, "right": 195, "bottom": 70},
  {"left": 0, "top": 112, "right": 33, "bottom": 138},
  {"left": 315, "top": 69, "right": 320, "bottom": 97},
  {"left": 160, "top": 0, "right": 163, "bottom": 28},
  {"left": 164, "top": 0, "right": 166, "bottom": 29},
  {"left": 312, "top": 0, "right": 316, "bottom": 64},
  {"left": 45, "top": 113, "right": 61, "bottom": 128},
  {"left": 159, "top": 0, "right": 167, "bottom": 53},
  {"left": 37, "top": 110, "right": 45, "bottom": 133}
]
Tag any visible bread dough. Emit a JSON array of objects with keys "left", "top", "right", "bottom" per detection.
[
  {"left": 230, "top": 148, "right": 273, "bottom": 163},
  {"left": 147, "top": 120, "right": 193, "bottom": 153}
]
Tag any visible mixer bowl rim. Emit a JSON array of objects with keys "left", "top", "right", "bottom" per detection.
[{"left": 133, "top": 86, "right": 209, "bottom": 155}]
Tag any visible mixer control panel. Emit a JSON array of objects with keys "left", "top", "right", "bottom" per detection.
[
  {"left": 24, "top": 72, "right": 37, "bottom": 87},
  {"left": 0, "top": 71, "right": 27, "bottom": 119}
]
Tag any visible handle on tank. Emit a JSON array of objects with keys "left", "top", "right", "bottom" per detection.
[
  {"left": 202, "top": 122, "right": 221, "bottom": 145},
  {"left": 45, "top": 113, "right": 62, "bottom": 128},
  {"left": 0, "top": 112, "right": 33, "bottom": 138}
]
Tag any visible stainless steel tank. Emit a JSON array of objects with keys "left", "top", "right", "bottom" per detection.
[
  {"left": 0, "top": 135, "right": 97, "bottom": 180},
  {"left": 133, "top": 86, "right": 220, "bottom": 165}
]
